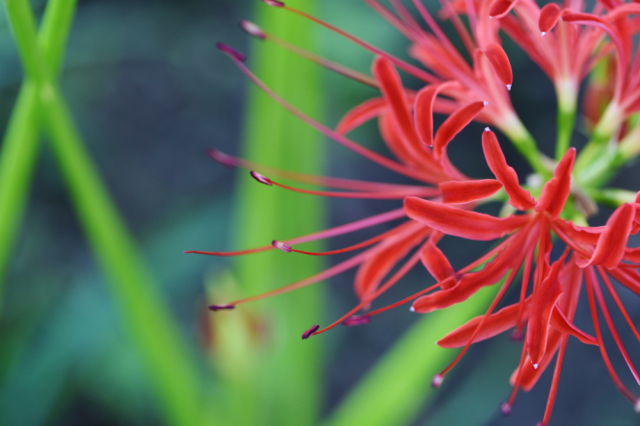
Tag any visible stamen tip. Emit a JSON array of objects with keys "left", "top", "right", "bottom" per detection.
[
  {"left": 506, "top": 84, "right": 512, "bottom": 91},
  {"left": 272, "top": 240, "right": 292, "bottom": 252},
  {"left": 216, "top": 42, "right": 246, "bottom": 62},
  {"left": 342, "top": 315, "right": 371, "bottom": 327},
  {"left": 634, "top": 398, "right": 640, "bottom": 413},
  {"left": 262, "top": 0, "right": 285, "bottom": 6},
  {"left": 250, "top": 170, "right": 272, "bottom": 186},
  {"left": 541, "top": 31, "right": 546, "bottom": 37},
  {"left": 409, "top": 306, "right": 416, "bottom": 312},
  {"left": 533, "top": 363, "right": 539, "bottom": 369},
  {"left": 500, "top": 402, "right": 512, "bottom": 416},
  {"left": 209, "top": 304, "right": 235, "bottom": 312},
  {"left": 482, "top": 101, "right": 489, "bottom": 106},
  {"left": 431, "top": 373, "right": 444, "bottom": 388},
  {"left": 206, "top": 148, "right": 235, "bottom": 168},
  {"left": 302, "top": 325, "right": 320, "bottom": 339},
  {"left": 509, "top": 329, "right": 524, "bottom": 341},
  {"left": 239, "top": 20, "right": 266, "bottom": 40}
]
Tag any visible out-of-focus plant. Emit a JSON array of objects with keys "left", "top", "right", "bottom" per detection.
[{"left": 0, "top": 1, "right": 201, "bottom": 425}]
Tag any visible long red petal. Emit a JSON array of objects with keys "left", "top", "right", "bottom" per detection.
[
  {"left": 433, "top": 101, "right": 485, "bottom": 159},
  {"left": 539, "top": 3, "right": 562, "bottom": 34},
  {"left": 413, "top": 230, "right": 531, "bottom": 313},
  {"left": 439, "top": 179, "right": 503, "bottom": 204},
  {"left": 484, "top": 43, "right": 513, "bottom": 87},
  {"left": 482, "top": 129, "right": 536, "bottom": 210},
  {"left": 585, "top": 203, "right": 635, "bottom": 269},
  {"left": 373, "top": 57, "right": 423, "bottom": 152},
  {"left": 536, "top": 148, "right": 576, "bottom": 219},
  {"left": 438, "top": 298, "right": 532, "bottom": 348},
  {"left": 526, "top": 254, "right": 566, "bottom": 367},
  {"left": 404, "top": 197, "right": 530, "bottom": 241},
  {"left": 355, "top": 223, "right": 431, "bottom": 300},
  {"left": 489, "top": 0, "right": 519, "bottom": 18},
  {"left": 549, "top": 306, "right": 597, "bottom": 345},
  {"left": 414, "top": 85, "right": 439, "bottom": 148},
  {"left": 420, "top": 239, "right": 455, "bottom": 284},
  {"left": 336, "top": 97, "right": 388, "bottom": 134}
]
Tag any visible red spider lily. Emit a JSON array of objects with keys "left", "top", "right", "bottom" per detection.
[
  {"left": 486, "top": 0, "right": 606, "bottom": 112},
  {"left": 207, "top": 1, "right": 640, "bottom": 424},
  {"left": 203, "top": 39, "right": 501, "bottom": 323},
  {"left": 560, "top": 3, "right": 640, "bottom": 137},
  {"left": 405, "top": 128, "right": 640, "bottom": 424},
  {"left": 331, "top": 0, "right": 548, "bottom": 171}
]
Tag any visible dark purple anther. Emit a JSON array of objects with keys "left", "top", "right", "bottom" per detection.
[
  {"left": 431, "top": 373, "right": 444, "bottom": 388},
  {"left": 239, "top": 20, "right": 266, "bottom": 40},
  {"left": 302, "top": 325, "right": 320, "bottom": 340},
  {"left": 500, "top": 402, "right": 512, "bottom": 416},
  {"left": 263, "top": 0, "right": 285, "bottom": 6},
  {"left": 209, "top": 304, "right": 235, "bottom": 312},
  {"left": 206, "top": 148, "right": 235, "bottom": 168},
  {"left": 509, "top": 329, "right": 524, "bottom": 342},
  {"left": 216, "top": 43, "right": 247, "bottom": 62},
  {"left": 250, "top": 171, "right": 272, "bottom": 186},
  {"left": 272, "top": 240, "right": 292, "bottom": 252},
  {"left": 342, "top": 315, "right": 371, "bottom": 327}
]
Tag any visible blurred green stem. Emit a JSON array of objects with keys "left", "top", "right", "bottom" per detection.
[
  {"left": 228, "top": 1, "right": 325, "bottom": 424},
  {"left": 0, "top": 0, "right": 76, "bottom": 304},
  {"left": 2, "top": 0, "right": 202, "bottom": 425}
]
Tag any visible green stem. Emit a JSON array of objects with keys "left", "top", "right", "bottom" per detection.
[
  {"left": 500, "top": 116, "right": 550, "bottom": 179},
  {"left": 0, "top": 82, "right": 40, "bottom": 296},
  {"left": 574, "top": 102, "right": 621, "bottom": 173},
  {"left": 2, "top": 1, "right": 202, "bottom": 424},
  {"left": 585, "top": 188, "right": 637, "bottom": 208},
  {"left": 555, "top": 107, "right": 575, "bottom": 161},
  {"left": 227, "top": 1, "right": 325, "bottom": 424},
  {"left": 0, "top": 0, "right": 77, "bottom": 300}
]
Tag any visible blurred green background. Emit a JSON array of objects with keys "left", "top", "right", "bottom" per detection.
[{"left": 0, "top": 0, "right": 639, "bottom": 425}]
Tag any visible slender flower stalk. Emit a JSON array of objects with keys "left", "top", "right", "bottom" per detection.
[{"left": 200, "top": 0, "right": 640, "bottom": 424}]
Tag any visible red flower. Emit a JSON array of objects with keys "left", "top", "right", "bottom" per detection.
[
  {"left": 405, "top": 129, "right": 640, "bottom": 424},
  {"left": 205, "top": 1, "right": 640, "bottom": 424}
]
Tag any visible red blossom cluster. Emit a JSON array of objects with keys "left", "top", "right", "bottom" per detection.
[{"left": 200, "top": 0, "right": 640, "bottom": 424}]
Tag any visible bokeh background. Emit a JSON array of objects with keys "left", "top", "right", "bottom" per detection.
[{"left": 0, "top": 0, "right": 639, "bottom": 425}]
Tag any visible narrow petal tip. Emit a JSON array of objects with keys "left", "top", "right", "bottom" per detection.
[
  {"left": 250, "top": 170, "right": 272, "bottom": 186},
  {"left": 206, "top": 148, "right": 235, "bottom": 168},
  {"left": 409, "top": 306, "right": 416, "bottom": 312},
  {"left": 533, "top": 363, "right": 539, "bottom": 369},
  {"left": 484, "top": 127, "right": 491, "bottom": 132},
  {"left": 500, "top": 402, "right": 512, "bottom": 416},
  {"left": 262, "top": 0, "right": 285, "bottom": 6},
  {"left": 342, "top": 315, "right": 371, "bottom": 327},
  {"left": 239, "top": 20, "right": 266, "bottom": 40},
  {"left": 506, "top": 84, "right": 512, "bottom": 91},
  {"left": 302, "top": 325, "right": 320, "bottom": 339},
  {"left": 209, "top": 304, "right": 235, "bottom": 312},
  {"left": 272, "top": 240, "right": 292, "bottom": 252},
  {"left": 431, "top": 373, "right": 444, "bottom": 388},
  {"left": 216, "top": 43, "right": 246, "bottom": 62},
  {"left": 541, "top": 31, "right": 546, "bottom": 37},
  {"left": 483, "top": 101, "right": 489, "bottom": 106}
]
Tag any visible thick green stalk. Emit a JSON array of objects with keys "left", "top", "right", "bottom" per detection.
[
  {"left": 2, "top": 1, "right": 202, "bottom": 424},
  {"left": 0, "top": 0, "right": 77, "bottom": 297},
  {"left": 555, "top": 106, "right": 576, "bottom": 161},
  {"left": 230, "top": 1, "right": 325, "bottom": 425},
  {"left": 324, "top": 284, "right": 499, "bottom": 426},
  {"left": 501, "top": 117, "right": 550, "bottom": 179}
]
